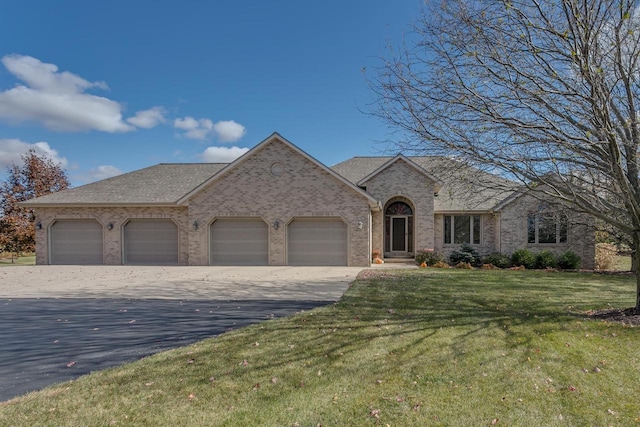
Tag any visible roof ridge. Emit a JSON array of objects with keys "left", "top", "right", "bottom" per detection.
[
  {"left": 338, "top": 155, "right": 447, "bottom": 159},
  {"left": 157, "top": 162, "right": 230, "bottom": 165}
]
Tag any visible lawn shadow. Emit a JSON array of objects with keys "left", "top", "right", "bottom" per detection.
[{"left": 223, "top": 269, "right": 635, "bottom": 375}]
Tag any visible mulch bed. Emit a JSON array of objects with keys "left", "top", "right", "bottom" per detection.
[{"left": 589, "top": 307, "right": 640, "bottom": 326}]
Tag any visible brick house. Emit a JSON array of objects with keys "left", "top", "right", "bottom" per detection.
[{"left": 22, "top": 132, "right": 595, "bottom": 268}]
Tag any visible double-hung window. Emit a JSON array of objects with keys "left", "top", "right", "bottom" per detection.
[
  {"left": 527, "top": 213, "right": 567, "bottom": 244},
  {"left": 444, "top": 215, "right": 481, "bottom": 245}
]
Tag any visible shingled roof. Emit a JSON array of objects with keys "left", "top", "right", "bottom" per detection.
[
  {"left": 23, "top": 153, "right": 519, "bottom": 211},
  {"left": 331, "top": 156, "right": 519, "bottom": 212},
  {"left": 22, "top": 163, "right": 226, "bottom": 206}
]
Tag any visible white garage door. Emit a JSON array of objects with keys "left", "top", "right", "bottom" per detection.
[
  {"left": 124, "top": 219, "right": 178, "bottom": 265},
  {"left": 288, "top": 218, "right": 347, "bottom": 266},
  {"left": 210, "top": 218, "right": 268, "bottom": 265},
  {"left": 50, "top": 219, "right": 103, "bottom": 265}
]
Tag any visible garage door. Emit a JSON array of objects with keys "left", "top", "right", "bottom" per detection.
[
  {"left": 124, "top": 219, "right": 178, "bottom": 265},
  {"left": 50, "top": 219, "right": 103, "bottom": 265},
  {"left": 288, "top": 218, "right": 347, "bottom": 266},
  {"left": 210, "top": 219, "right": 268, "bottom": 265}
]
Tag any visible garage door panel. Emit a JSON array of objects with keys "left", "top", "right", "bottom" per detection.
[
  {"left": 210, "top": 219, "right": 268, "bottom": 265},
  {"left": 124, "top": 219, "right": 178, "bottom": 265},
  {"left": 50, "top": 220, "right": 103, "bottom": 265},
  {"left": 288, "top": 219, "right": 347, "bottom": 266}
]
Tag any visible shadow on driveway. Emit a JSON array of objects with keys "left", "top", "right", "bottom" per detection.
[{"left": 0, "top": 298, "right": 329, "bottom": 402}]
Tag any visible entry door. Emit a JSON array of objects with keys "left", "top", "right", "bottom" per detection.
[{"left": 391, "top": 216, "right": 407, "bottom": 252}]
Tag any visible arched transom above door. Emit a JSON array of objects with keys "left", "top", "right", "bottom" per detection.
[{"left": 385, "top": 201, "right": 413, "bottom": 216}]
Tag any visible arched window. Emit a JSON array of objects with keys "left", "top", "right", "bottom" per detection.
[{"left": 385, "top": 201, "right": 413, "bottom": 216}]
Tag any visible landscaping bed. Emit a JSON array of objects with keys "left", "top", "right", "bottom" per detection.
[{"left": 590, "top": 307, "right": 640, "bottom": 326}]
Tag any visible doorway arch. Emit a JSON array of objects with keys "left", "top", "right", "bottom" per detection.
[{"left": 384, "top": 198, "right": 414, "bottom": 257}]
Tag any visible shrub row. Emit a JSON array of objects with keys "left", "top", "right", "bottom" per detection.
[{"left": 415, "top": 245, "right": 581, "bottom": 270}]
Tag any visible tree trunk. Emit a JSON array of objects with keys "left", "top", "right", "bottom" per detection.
[
  {"left": 636, "top": 269, "right": 640, "bottom": 313},
  {"left": 634, "top": 231, "right": 640, "bottom": 312}
]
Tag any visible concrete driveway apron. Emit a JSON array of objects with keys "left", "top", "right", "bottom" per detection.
[{"left": 0, "top": 266, "right": 363, "bottom": 402}]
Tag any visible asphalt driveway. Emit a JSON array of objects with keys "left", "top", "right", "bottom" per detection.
[{"left": 0, "top": 266, "right": 363, "bottom": 402}]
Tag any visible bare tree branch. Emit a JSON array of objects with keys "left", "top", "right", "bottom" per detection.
[{"left": 371, "top": 0, "right": 640, "bottom": 309}]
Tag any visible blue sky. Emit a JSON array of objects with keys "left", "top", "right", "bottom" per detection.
[{"left": 0, "top": 1, "right": 422, "bottom": 186}]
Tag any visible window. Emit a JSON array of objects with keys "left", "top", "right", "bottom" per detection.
[
  {"left": 527, "top": 213, "right": 567, "bottom": 244},
  {"left": 385, "top": 202, "right": 413, "bottom": 215},
  {"left": 444, "top": 215, "right": 481, "bottom": 245}
]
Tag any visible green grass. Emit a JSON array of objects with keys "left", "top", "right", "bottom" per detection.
[
  {"left": 613, "top": 255, "right": 632, "bottom": 272},
  {"left": 1, "top": 269, "right": 639, "bottom": 426},
  {"left": 0, "top": 254, "right": 35, "bottom": 266}
]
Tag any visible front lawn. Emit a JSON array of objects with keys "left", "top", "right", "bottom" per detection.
[
  {"left": 0, "top": 254, "right": 35, "bottom": 266},
  {"left": 1, "top": 269, "right": 639, "bottom": 426}
]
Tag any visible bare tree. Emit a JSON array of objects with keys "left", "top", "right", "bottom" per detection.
[
  {"left": 371, "top": 0, "right": 640, "bottom": 310},
  {"left": 0, "top": 150, "right": 70, "bottom": 261}
]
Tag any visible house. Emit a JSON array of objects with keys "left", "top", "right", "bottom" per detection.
[{"left": 22, "top": 132, "right": 595, "bottom": 268}]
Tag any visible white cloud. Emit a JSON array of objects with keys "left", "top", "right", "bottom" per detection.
[
  {"left": 200, "top": 146, "right": 249, "bottom": 163},
  {"left": 0, "top": 138, "right": 68, "bottom": 169},
  {"left": 126, "top": 106, "right": 166, "bottom": 129},
  {"left": 213, "top": 120, "right": 246, "bottom": 142},
  {"left": 174, "top": 116, "right": 246, "bottom": 142},
  {"left": 174, "top": 116, "right": 213, "bottom": 140},
  {"left": 3, "top": 54, "right": 108, "bottom": 94},
  {"left": 0, "top": 54, "right": 162, "bottom": 133},
  {"left": 174, "top": 116, "right": 199, "bottom": 130},
  {"left": 80, "top": 165, "right": 123, "bottom": 183}
]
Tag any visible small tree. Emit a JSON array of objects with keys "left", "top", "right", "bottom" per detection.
[
  {"left": 0, "top": 150, "right": 70, "bottom": 260},
  {"left": 449, "top": 243, "right": 482, "bottom": 267}
]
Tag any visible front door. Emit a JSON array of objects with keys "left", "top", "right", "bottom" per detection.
[
  {"left": 384, "top": 200, "right": 414, "bottom": 257},
  {"left": 391, "top": 216, "right": 407, "bottom": 252}
]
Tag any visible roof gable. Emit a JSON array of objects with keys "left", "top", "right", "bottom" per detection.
[
  {"left": 332, "top": 156, "right": 519, "bottom": 212},
  {"left": 177, "top": 132, "right": 380, "bottom": 210},
  {"left": 356, "top": 155, "right": 442, "bottom": 192}
]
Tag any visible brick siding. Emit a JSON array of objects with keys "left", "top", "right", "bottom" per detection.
[{"left": 188, "top": 139, "right": 372, "bottom": 266}]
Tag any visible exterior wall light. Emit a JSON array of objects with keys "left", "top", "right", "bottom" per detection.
[
  {"left": 357, "top": 221, "right": 363, "bottom": 231},
  {"left": 193, "top": 220, "right": 199, "bottom": 230},
  {"left": 107, "top": 222, "right": 114, "bottom": 231},
  {"left": 273, "top": 220, "right": 280, "bottom": 230},
  {"left": 36, "top": 221, "right": 42, "bottom": 230}
]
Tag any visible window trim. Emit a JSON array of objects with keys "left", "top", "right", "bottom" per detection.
[
  {"left": 444, "top": 214, "right": 482, "bottom": 245},
  {"left": 527, "top": 212, "right": 568, "bottom": 245}
]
